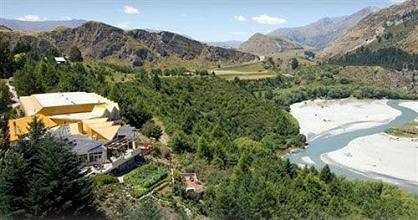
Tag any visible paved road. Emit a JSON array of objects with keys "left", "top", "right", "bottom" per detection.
[{"left": 5, "top": 77, "right": 20, "bottom": 108}]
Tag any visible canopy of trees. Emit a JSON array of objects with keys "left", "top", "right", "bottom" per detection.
[
  {"left": 204, "top": 146, "right": 418, "bottom": 219},
  {"left": 329, "top": 47, "right": 418, "bottom": 71}
]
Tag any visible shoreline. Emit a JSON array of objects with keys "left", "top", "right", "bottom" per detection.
[
  {"left": 322, "top": 133, "right": 418, "bottom": 185},
  {"left": 290, "top": 98, "right": 401, "bottom": 140},
  {"left": 321, "top": 153, "right": 418, "bottom": 187},
  {"left": 290, "top": 98, "right": 418, "bottom": 190}
]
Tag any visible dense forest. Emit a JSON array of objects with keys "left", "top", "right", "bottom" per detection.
[
  {"left": 0, "top": 37, "right": 418, "bottom": 219},
  {"left": 329, "top": 47, "right": 418, "bottom": 71}
]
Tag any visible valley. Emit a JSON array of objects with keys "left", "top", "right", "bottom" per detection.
[{"left": 1, "top": 0, "right": 418, "bottom": 219}]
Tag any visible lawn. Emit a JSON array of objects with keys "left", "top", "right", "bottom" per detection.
[{"left": 124, "top": 163, "right": 169, "bottom": 197}]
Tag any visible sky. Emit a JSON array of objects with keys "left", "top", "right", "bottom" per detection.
[{"left": 0, "top": 0, "right": 408, "bottom": 42}]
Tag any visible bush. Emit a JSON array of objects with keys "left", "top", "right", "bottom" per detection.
[
  {"left": 94, "top": 174, "right": 119, "bottom": 186},
  {"left": 142, "top": 120, "right": 163, "bottom": 140}
]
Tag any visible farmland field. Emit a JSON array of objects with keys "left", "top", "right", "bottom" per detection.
[{"left": 212, "top": 62, "right": 278, "bottom": 80}]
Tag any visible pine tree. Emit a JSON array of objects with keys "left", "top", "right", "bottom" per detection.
[
  {"left": 29, "top": 137, "right": 94, "bottom": 217},
  {"left": 1, "top": 116, "right": 96, "bottom": 218},
  {"left": 0, "top": 81, "right": 12, "bottom": 114},
  {"left": 68, "top": 46, "right": 83, "bottom": 62},
  {"left": 0, "top": 149, "right": 30, "bottom": 217},
  {"left": 151, "top": 72, "right": 161, "bottom": 91},
  {"left": 320, "top": 164, "right": 334, "bottom": 184},
  {"left": 0, "top": 38, "right": 12, "bottom": 78},
  {"left": 0, "top": 113, "right": 10, "bottom": 160},
  {"left": 291, "top": 58, "right": 299, "bottom": 70}
]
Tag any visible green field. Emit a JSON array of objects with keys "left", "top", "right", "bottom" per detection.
[{"left": 213, "top": 62, "right": 278, "bottom": 80}]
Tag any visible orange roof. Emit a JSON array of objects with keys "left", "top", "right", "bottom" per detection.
[{"left": 8, "top": 115, "right": 58, "bottom": 141}]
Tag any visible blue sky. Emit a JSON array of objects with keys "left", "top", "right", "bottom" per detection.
[{"left": 1, "top": 0, "right": 406, "bottom": 41}]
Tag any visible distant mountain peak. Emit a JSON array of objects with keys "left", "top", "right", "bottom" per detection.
[
  {"left": 0, "top": 17, "right": 86, "bottom": 32},
  {"left": 320, "top": 0, "right": 418, "bottom": 59},
  {"left": 238, "top": 33, "right": 304, "bottom": 56},
  {"left": 206, "top": 40, "right": 242, "bottom": 49},
  {"left": 268, "top": 7, "right": 376, "bottom": 49}
]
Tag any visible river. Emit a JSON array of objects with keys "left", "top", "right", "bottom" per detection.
[{"left": 287, "top": 100, "right": 418, "bottom": 193}]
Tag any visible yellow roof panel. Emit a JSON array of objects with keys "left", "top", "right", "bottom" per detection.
[
  {"left": 91, "top": 125, "right": 121, "bottom": 141},
  {"left": 8, "top": 114, "right": 58, "bottom": 141}
]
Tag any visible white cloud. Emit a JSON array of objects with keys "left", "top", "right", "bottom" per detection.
[
  {"left": 252, "top": 14, "right": 287, "bottom": 25},
  {"left": 234, "top": 15, "right": 247, "bottom": 22},
  {"left": 389, "top": 0, "right": 407, "bottom": 4},
  {"left": 17, "top": 15, "right": 47, "bottom": 22},
  {"left": 123, "top": 5, "right": 140, "bottom": 14}
]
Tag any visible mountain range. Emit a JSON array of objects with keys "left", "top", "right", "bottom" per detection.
[
  {"left": 237, "top": 7, "right": 378, "bottom": 56},
  {"left": 268, "top": 7, "right": 378, "bottom": 49},
  {"left": 1, "top": 0, "right": 416, "bottom": 65},
  {"left": 0, "top": 21, "right": 258, "bottom": 66},
  {"left": 0, "top": 18, "right": 86, "bottom": 32},
  {"left": 321, "top": 0, "right": 418, "bottom": 58},
  {"left": 206, "top": 40, "right": 242, "bottom": 49}
]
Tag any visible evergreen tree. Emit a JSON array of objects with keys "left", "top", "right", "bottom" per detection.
[
  {"left": 0, "top": 149, "right": 30, "bottom": 217},
  {"left": 0, "top": 38, "right": 12, "bottom": 78},
  {"left": 121, "top": 100, "right": 152, "bottom": 129},
  {"left": 151, "top": 72, "right": 161, "bottom": 91},
  {"left": 0, "top": 81, "right": 12, "bottom": 115},
  {"left": 12, "top": 41, "right": 31, "bottom": 55},
  {"left": 141, "top": 120, "right": 162, "bottom": 140},
  {"left": 68, "top": 46, "right": 83, "bottom": 62},
  {"left": 196, "top": 136, "right": 212, "bottom": 160},
  {"left": 0, "top": 116, "right": 96, "bottom": 218},
  {"left": 291, "top": 58, "right": 299, "bottom": 70},
  {"left": 265, "top": 89, "right": 274, "bottom": 100},
  {"left": 14, "top": 60, "right": 44, "bottom": 96},
  {"left": 29, "top": 137, "right": 94, "bottom": 217},
  {"left": 0, "top": 113, "right": 10, "bottom": 160},
  {"left": 319, "top": 164, "right": 334, "bottom": 184}
]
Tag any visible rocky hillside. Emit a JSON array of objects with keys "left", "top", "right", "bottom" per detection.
[
  {"left": 0, "top": 21, "right": 258, "bottom": 66},
  {"left": 321, "top": 0, "right": 418, "bottom": 59},
  {"left": 0, "top": 18, "right": 86, "bottom": 32},
  {"left": 0, "top": 25, "right": 12, "bottom": 32},
  {"left": 238, "top": 33, "right": 304, "bottom": 56},
  {"left": 269, "top": 7, "right": 377, "bottom": 49}
]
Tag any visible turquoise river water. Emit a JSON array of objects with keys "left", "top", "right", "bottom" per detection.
[{"left": 287, "top": 100, "right": 418, "bottom": 193}]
